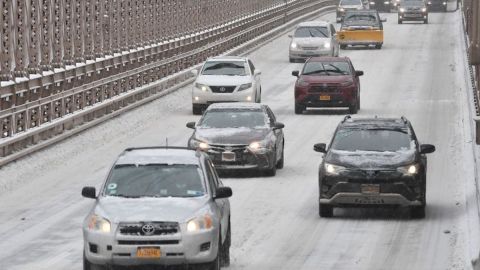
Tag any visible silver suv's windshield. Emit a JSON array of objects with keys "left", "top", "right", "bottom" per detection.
[
  {"left": 294, "top": 27, "right": 329, "bottom": 38},
  {"left": 331, "top": 129, "right": 412, "bottom": 152},
  {"left": 199, "top": 109, "right": 268, "bottom": 128},
  {"left": 104, "top": 164, "right": 206, "bottom": 198},
  {"left": 201, "top": 61, "right": 247, "bottom": 76},
  {"left": 401, "top": 0, "right": 425, "bottom": 6},
  {"left": 303, "top": 61, "right": 351, "bottom": 76}
]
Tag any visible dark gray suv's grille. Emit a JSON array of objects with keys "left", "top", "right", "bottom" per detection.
[
  {"left": 210, "top": 86, "right": 236, "bottom": 93},
  {"left": 119, "top": 222, "right": 179, "bottom": 236}
]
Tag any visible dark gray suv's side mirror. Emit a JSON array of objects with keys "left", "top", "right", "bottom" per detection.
[
  {"left": 313, "top": 143, "right": 327, "bottom": 153},
  {"left": 214, "top": 187, "right": 233, "bottom": 199},
  {"left": 355, "top": 70, "right": 364, "bottom": 77},
  {"left": 273, "top": 122, "right": 285, "bottom": 130},
  {"left": 82, "top": 186, "right": 96, "bottom": 199},
  {"left": 292, "top": 70, "right": 300, "bottom": 77},
  {"left": 420, "top": 144, "right": 435, "bottom": 154},
  {"left": 186, "top": 122, "right": 196, "bottom": 129}
]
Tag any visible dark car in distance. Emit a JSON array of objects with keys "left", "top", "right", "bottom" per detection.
[
  {"left": 398, "top": 0, "right": 429, "bottom": 24},
  {"left": 187, "top": 103, "right": 285, "bottom": 176},
  {"left": 292, "top": 57, "right": 363, "bottom": 114},
  {"left": 314, "top": 116, "right": 435, "bottom": 218}
]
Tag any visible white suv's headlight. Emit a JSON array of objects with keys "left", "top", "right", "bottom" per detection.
[
  {"left": 324, "top": 163, "right": 347, "bottom": 175},
  {"left": 290, "top": 42, "right": 298, "bottom": 49},
  {"left": 87, "top": 214, "right": 111, "bottom": 233},
  {"left": 238, "top": 83, "right": 252, "bottom": 91},
  {"left": 324, "top": 42, "right": 331, "bottom": 49},
  {"left": 195, "top": 83, "right": 209, "bottom": 92},
  {"left": 187, "top": 214, "right": 213, "bottom": 232},
  {"left": 397, "top": 164, "right": 419, "bottom": 175}
]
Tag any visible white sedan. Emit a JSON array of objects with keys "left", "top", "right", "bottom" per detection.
[{"left": 191, "top": 56, "right": 262, "bottom": 115}]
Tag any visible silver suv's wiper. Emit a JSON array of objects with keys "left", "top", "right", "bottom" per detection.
[{"left": 108, "top": 194, "right": 141, "bottom": 198}]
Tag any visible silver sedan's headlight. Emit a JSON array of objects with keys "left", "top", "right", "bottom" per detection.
[
  {"left": 397, "top": 164, "right": 419, "bottom": 175},
  {"left": 324, "top": 42, "right": 331, "bottom": 49},
  {"left": 238, "top": 83, "right": 252, "bottom": 91},
  {"left": 324, "top": 163, "right": 347, "bottom": 176},
  {"left": 195, "top": 83, "right": 209, "bottom": 92},
  {"left": 86, "top": 214, "right": 111, "bottom": 233},
  {"left": 248, "top": 140, "right": 271, "bottom": 154},
  {"left": 399, "top": 7, "right": 405, "bottom": 12},
  {"left": 187, "top": 214, "right": 213, "bottom": 232},
  {"left": 290, "top": 42, "right": 298, "bottom": 49}
]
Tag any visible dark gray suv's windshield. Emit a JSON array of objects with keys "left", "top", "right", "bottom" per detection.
[
  {"left": 201, "top": 61, "right": 247, "bottom": 76},
  {"left": 199, "top": 109, "right": 268, "bottom": 128},
  {"left": 104, "top": 164, "right": 206, "bottom": 198},
  {"left": 401, "top": 0, "right": 425, "bottom": 6},
  {"left": 331, "top": 129, "right": 412, "bottom": 152}
]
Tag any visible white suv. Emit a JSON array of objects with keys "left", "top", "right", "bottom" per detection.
[{"left": 191, "top": 56, "right": 262, "bottom": 115}]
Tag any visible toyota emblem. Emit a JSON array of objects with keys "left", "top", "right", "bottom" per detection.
[
  {"left": 220, "top": 87, "right": 226, "bottom": 92},
  {"left": 141, "top": 224, "right": 155, "bottom": 235}
]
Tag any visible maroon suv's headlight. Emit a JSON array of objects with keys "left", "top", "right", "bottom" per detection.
[
  {"left": 340, "top": 80, "right": 354, "bottom": 87},
  {"left": 296, "top": 78, "right": 310, "bottom": 87}
]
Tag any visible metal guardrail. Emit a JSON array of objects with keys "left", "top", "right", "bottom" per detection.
[{"left": 0, "top": 0, "right": 337, "bottom": 163}]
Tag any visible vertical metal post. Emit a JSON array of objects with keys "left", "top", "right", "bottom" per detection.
[
  {"left": 51, "top": 0, "right": 64, "bottom": 68},
  {"left": 63, "top": 0, "right": 74, "bottom": 65},
  {"left": 1, "top": 0, "right": 15, "bottom": 80},
  {"left": 40, "top": 0, "right": 53, "bottom": 71},
  {"left": 14, "top": 0, "right": 29, "bottom": 78},
  {"left": 28, "top": 0, "right": 41, "bottom": 73},
  {"left": 74, "top": 0, "right": 85, "bottom": 63},
  {"left": 468, "top": 0, "right": 480, "bottom": 65}
]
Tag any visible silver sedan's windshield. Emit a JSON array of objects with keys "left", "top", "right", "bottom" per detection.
[
  {"left": 294, "top": 27, "right": 329, "bottom": 38},
  {"left": 199, "top": 109, "right": 268, "bottom": 128},
  {"left": 331, "top": 129, "right": 412, "bottom": 152},
  {"left": 104, "top": 164, "right": 206, "bottom": 198},
  {"left": 201, "top": 61, "right": 247, "bottom": 76},
  {"left": 340, "top": 0, "right": 362, "bottom": 5}
]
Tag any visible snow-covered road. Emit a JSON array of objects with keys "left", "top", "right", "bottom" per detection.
[{"left": 0, "top": 10, "right": 476, "bottom": 270}]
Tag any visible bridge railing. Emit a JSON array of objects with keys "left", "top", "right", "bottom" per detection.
[{"left": 0, "top": 0, "right": 336, "bottom": 160}]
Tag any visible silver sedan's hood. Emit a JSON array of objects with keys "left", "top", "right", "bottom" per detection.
[
  {"left": 340, "top": 4, "right": 363, "bottom": 9},
  {"left": 96, "top": 196, "right": 210, "bottom": 223},
  {"left": 194, "top": 127, "right": 270, "bottom": 145},
  {"left": 292, "top": 37, "right": 330, "bottom": 47},
  {"left": 195, "top": 75, "right": 252, "bottom": 86}
]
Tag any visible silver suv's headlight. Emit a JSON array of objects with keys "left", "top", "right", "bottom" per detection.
[
  {"left": 290, "top": 42, "right": 298, "bottom": 49},
  {"left": 195, "top": 83, "right": 209, "bottom": 92},
  {"left": 187, "top": 214, "right": 213, "bottom": 232},
  {"left": 87, "top": 214, "right": 111, "bottom": 233},
  {"left": 190, "top": 139, "right": 210, "bottom": 150},
  {"left": 397, "top": 164, "right": 419, "bottom": 175},
  {"left": 238, "top": 83, "right": 252, "bottom": 91},
  {"left": 324, "top": 163, "right": 347, "bottom": 176},
  {"left": 324, "top": 42, "right": 331, "bottom": 49}
]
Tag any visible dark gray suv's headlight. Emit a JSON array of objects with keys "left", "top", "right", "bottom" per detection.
[
  {"left": 397, "top": 164, "right": 419, "bottom": 175},
  {"left": 324, "top": 163, "right": 347, "bottom": 176}
]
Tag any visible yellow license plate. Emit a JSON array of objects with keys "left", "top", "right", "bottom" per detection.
[
  {"left": 319, "top": 95, "right": 331, "bottom": 101},
  {"left": 136, "top": 247, "right": 161, "bottom": 258},
  {"left": 361, "top": 184, "right": 380, "bottom": 194}
]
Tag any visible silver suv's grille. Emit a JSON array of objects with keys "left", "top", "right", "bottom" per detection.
[{"left": 119, "top": 222, "right": 179, "bottom": 236}]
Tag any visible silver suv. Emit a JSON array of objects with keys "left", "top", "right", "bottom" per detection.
[{"left": 82, "top": 147, "right": 232, "bottom": 270}]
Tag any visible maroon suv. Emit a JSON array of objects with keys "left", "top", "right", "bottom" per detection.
[{"left": 292, "top": 57, "right": 363, "bottom": 114}]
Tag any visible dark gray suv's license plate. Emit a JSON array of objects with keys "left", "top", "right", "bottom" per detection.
[{"left": 361, "top": 184, "right": 380, "bottom": 194}]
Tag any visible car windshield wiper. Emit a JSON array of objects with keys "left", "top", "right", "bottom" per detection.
[
  {"left": 108, "top": 194, "right": 141, "bottom": 198},
  {"left": 303, "top": 70, "right": 329, "bottom": 75}
]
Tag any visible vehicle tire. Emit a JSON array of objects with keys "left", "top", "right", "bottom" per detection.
[
  {"left": 289, "top": 57, "right": 295, "bottom": 63},
  {"left": 193, "top": 104, "right": 203, "bottom": 115},
  {"left": 256, "top": 88, "right": 262, "bottom": 103},
  {"left": 319, "top": 203, "right": 333, "bottom": 218},
  {"left": 424, "top": 19, "right": 428, "bottom": 24},
  {"left": 264, "top": 152, "right": 277, "bottom": 176},
  {"left": 375, "top": 44, "right": 382, "bottom": 49},
  {"left": 276, "top": 141, "right": 285, "bottom": 169},
  {"left": 357, "top": 93, "right": 361, "bottom": 110},
  {"left": 83, "top": 253, "right": 106, "bottom": 270},
  {"left": 398, "top": 19, "right": 402, "bottom": 24},
  {"left": 410, "top": 205, "right": 426, "bottom": 219},
  {"left": 294, "top": 103, "right": 305, "bottom": 114},
  {"left": 340, "top": 44, "right": 347, "bottom": 50},
  {"left": 348, "top": 99, "right": 359, "bottom": 114},
  {"left": 220, "top": 222, "right": 231, "bottom": 267}
]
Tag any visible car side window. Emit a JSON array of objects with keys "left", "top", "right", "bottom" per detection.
[
  {"left": 204, "top": 159, "right": 220, "bottom": 195},
  {"left": 248, "top": 60, "right": 256, "bottom": 75},
  {"left": 265, "top": 106, "right": 276, "bottom": 125}
]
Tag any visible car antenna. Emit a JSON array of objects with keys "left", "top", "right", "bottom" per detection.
[{"left": 166, "top": 137, "right": 168, "bottom": 149}]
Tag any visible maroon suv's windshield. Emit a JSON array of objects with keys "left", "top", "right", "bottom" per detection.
[{"left": 302, "top": 61, "right": 351, "bottom": 76}]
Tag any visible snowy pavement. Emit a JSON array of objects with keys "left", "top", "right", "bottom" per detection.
[{"left": 0, "top": 10, "right": 476, "bottom": 270}]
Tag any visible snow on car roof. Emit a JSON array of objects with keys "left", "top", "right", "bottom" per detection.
[
  {"left": 206, "top": 102, "right": 264, "bottom": 110},
  {"left": 116, "top": 148, "right": 200, "bottom": 165},
  {"left": 341, "top": 117, "right": 410, "bottom": 129},
  {"left": 296, "top": 21, "right": 330, "bottom": 27},
  {"left": 208, "top": 56, "right": 247, "bottom": 62}
]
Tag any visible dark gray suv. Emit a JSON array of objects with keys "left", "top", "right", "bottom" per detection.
[
  {"left": 82, "top": 147, "right": 232, "bottom": 270},
  {"left": 314, "top": 116, "right": 435, "bottom": 218},
  {"left": 187, "top": 103, "right": 285, "bottom": 176}
]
